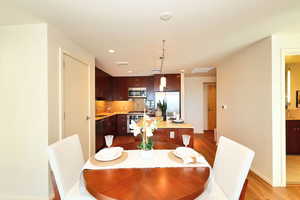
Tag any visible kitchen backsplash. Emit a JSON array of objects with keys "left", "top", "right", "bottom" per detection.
[{"left": 96, "top": 100, "right": 135, "bottom": 114}]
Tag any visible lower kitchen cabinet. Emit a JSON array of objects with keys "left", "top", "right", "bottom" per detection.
[
  {"left": 96, "top": 114, "right": 128, "bottom": 152},
  {"left": 286, "top": 120, "right": 300, "bottom": 154},
  {"left": 117, "top": 114, "right": 128, "bottom": 136}
]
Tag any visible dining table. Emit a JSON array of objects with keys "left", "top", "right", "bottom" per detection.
[{"left": 82, "top": 142, "right": 211, "bottom": 200}]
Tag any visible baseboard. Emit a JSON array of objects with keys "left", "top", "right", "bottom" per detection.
[
  {"left": 0, "top": 195, "right": 50, "bottom": 200},
  {"left": 250, "top": 168, "right": 273, "bottom": 186}
]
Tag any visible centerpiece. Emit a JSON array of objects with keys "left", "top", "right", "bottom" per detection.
[{"left": 129, "top": 111, "right": 157, "bottom": 158}]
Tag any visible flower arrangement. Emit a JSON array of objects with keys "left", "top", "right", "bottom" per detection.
[{"left": 129, "top": 113, "right": 157, "bottom": 151}]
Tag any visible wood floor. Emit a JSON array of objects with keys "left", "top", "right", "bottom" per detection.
[
  {"left": 194, "top": 133, "right": 300, "bottom": 200},
  {"left": 287, "top": 155, "right": 300, "bottom": 184}
]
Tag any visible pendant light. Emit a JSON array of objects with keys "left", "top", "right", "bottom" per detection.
[{"left": 160, "top": 40, "right": 167, "bottom": 90}]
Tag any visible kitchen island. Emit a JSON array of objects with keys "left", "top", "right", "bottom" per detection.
[{"left": 137, "top": 117, "right": 194, "bottom": 147}]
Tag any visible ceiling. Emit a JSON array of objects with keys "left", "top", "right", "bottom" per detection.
[{"left": 6, "top": 0, "right": 300, "bottom": 76}]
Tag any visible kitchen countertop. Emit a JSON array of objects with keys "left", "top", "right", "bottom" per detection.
[
  {"left": 95, "top": 112, "right": 128, "bottom": 121},
  {"left": 137, "top": 117, "right": 193, "bottom": 129}
]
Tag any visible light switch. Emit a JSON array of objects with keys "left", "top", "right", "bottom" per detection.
[{"left": 170, "top": 131, "right": 175, "bottom": 139}]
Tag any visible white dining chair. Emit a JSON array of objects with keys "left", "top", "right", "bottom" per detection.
[
  {"left": 48, "top": 134, "right": 95, "bottom": 200},
  {"left": 196, "top": 136, "right": 255, "bottom": 200}
]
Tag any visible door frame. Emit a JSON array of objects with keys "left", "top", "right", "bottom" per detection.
[
  {"left": 58, "top": 48, "right": 92, "bottom": 157},
  {"left": 278, "top": 49, "right": 300, "bottom": 186}
]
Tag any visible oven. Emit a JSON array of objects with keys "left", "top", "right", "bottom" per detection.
[
  {"left": 128, "top": 88, "right": 147, "bottom": 98},
  {"left": 127, "top": 113, "right": 144, "bottom": 133}
]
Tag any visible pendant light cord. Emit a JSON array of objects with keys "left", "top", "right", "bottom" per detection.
[{"left": 160, "top": 40, "right": 166, "bottom": 75}]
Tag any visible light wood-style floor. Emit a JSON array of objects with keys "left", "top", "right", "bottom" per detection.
[
  {"left": 195, "top": 133, "right": 300, "bottom": 200},
  {"left": 287, "top": 155, "right": 300, "bottom": 184}
]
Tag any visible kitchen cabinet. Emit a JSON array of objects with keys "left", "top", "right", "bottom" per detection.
[
  {"left": 154, "top": 74, "right": 181, "bottom": 92},
  {"left": 95, "top": 120, "right": 105, "bottom": 151},
  {"left": 112, "top": 77, "right": 128, "bottom": 101},
  {"left": 96, "top": 114, "right": 128, "bottom": 152},
  {"left": 117, "top": 114, "right": 128, "bottom": 136},
  {"left": 153, "top": 128, "right": 193, "bottom": 148},
  {"left": 127, "top": 77, "right": 148, "bottom": 88},
  {"left": 95, "top": 67, "right": 113, "bottom": 100},
  {"left": 286, "top": 120, "right": 300, "bottom": 154}
]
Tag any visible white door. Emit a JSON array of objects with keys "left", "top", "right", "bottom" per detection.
[{"left": 63, "top": 54, "right": 90, "bottom": 160}]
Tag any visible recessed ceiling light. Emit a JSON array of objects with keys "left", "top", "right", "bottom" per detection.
[
  {"left": 160, "top": 12, "right": 173, "bottom": 21},
  {"left": 108, "top": 49, "right": 115, "bottom": 53},
  {"left": 180, "top": 69, "right": 185, "bottom": 72},
  {"left": 128, "top": 70, "right": 133, "bottom": 73}
]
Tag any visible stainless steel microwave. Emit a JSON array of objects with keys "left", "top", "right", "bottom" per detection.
[{"left": 128, "top": 87, "right": 147, "bottom": 98}]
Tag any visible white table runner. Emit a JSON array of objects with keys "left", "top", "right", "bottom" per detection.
[{"left": 83, "top": 149, "right": 211, "bottom": 170}]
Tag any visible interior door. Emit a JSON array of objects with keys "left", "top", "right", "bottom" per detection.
[
  {"left": 207, "top": 84, "right": 216, "bottom": 130},
  {"left": 63, "top": 54, "right": 90, "bottom": 160}
]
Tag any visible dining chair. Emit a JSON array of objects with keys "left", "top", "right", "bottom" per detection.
[
  {"left": 196, "top": 136, "right": 255, "bottom": 200},
  {"left": 48, "top": 134, "right": 95, "bottom": 200}
]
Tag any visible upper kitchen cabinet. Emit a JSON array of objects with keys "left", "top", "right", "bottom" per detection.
[
  {"left": 112, "top": 77, "right": 128, "bottom": 101},
  {"left": 95, "top": 67, "right": 113, "bottom": 100},
  {"left": 127, "top": 77, "right": 148, "bottom": 88},
  {"left": 154, "top": 74, "right": 181, "bottom": 92}
]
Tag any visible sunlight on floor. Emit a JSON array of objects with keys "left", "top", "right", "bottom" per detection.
[{"left": 287, "top": 155, "right": 300, "bottom": 184}]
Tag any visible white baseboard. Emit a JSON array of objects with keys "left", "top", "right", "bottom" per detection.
[{"left": 251, "top": 168, "right": 273, "bottom": 186}]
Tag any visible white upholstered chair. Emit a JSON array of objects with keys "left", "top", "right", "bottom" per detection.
[
  {"left": 48, "top": 135, "right": 95, "bottom": 200},
  {"left": 196, "top": 136, "right": 255, "bottom": 200}
]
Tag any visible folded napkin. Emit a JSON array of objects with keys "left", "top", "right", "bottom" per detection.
[{"left": 175, "top": 147, "right": 205, "bottom": 164}]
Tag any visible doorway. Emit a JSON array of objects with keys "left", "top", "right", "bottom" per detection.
[
  {"left": 285, "top": 55, "right": 300, "bottom": 184},
  {"left": 62, "top": 53, "right": 91, "bottom": 160},
  {"left": 204, "top": 83, "right": 216, "bottom": 132}
]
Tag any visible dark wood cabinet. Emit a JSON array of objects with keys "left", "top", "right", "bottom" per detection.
[
  {"left": 117, "top": 114, "right": 128, "bottom": 136},
  {"left": 154, "top": 74, "right": 181, "bottom": 92},
  {"left": 95, "top": 120, "right": 105, "bottom": 151},
  {"left": 153, "top": 128, "right": 193, "bottom": 148},
  {"left": 112, "top": 77, "right": 128, "bottom": 101},
  {"left": 95, "top": 67, "right": 113, "bottom": 100},
  {"left": 96, "top": 114, "right": 128, "bottom": 152},
  {"left": 286, "top": 120, "right": 300, "bottom": 154}
]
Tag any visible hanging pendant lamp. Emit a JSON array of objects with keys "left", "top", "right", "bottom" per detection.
[{"left": 160, "top": 40, "right": 167, "bottom": 90}]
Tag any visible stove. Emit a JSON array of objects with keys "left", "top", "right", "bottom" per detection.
[{"left": 127, "top": 111, "right": 144, "bottom": 133}]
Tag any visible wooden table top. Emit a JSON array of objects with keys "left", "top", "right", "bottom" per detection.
[{"left": 83, "top": 142, "right": 210, "bottom": 200}]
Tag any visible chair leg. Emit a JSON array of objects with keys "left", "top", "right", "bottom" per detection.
[{"left": 239, "top": 179, "right": 248, "bottom": 200}]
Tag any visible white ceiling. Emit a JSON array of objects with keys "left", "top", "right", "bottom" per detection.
[{"left": 7, "top": 0, "right": 300, "bottom": 76}]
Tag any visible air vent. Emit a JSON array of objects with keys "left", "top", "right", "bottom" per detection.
[
  {"left": 115, "top": 61, "right": 129, "bottom": 66},
  {"left": 152, "top": 68, "right": 161, "bottom": 73},
  {"left": 192, "top": 67, "right": 215, "bottom": 73}
]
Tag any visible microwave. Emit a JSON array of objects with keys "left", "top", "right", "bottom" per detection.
[{"left": 128, "top": 88, "right": 147, "bottom": 98}]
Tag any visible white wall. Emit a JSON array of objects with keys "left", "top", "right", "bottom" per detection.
[
  {"left": 0, "top": 24, "right": 49, "bottom": 200},
  {"left": 184, "top": 76, "right": 216, "bottom": 133},
  {"left": 47, "top": 24, "right": 95, "bottom": 150},
  {"left": 216, "top": 37, "right": 273, "bottom": 184}
]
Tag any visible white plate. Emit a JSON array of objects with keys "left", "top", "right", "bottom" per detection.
[
  {"left": 95, "top": 147, "right": 123, "bottom": 161},
  {"left": 174, "top": 147, "right": 198, "bottom": 159}
]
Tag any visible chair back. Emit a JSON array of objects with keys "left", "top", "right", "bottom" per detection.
[
  {"left": 48, "top": 135, "right": 85, "bottom": 199},
  {"left": 213, "top": 136, "right": 255, "bottom": 200}
]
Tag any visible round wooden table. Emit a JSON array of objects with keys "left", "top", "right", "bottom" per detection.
[{"left": 83, "top": 142, "right": 210, "bottom": 200}]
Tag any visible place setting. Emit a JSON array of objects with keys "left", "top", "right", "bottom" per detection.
[{"left": 89, "top": 135, "right": 127, "bottom": 167}]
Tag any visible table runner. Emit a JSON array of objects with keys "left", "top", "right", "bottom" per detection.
[{"left": 83, "top": 149, "right": 210, "bottom": 170}]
